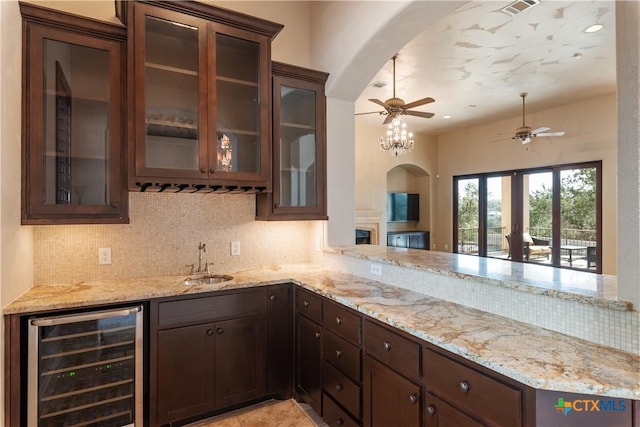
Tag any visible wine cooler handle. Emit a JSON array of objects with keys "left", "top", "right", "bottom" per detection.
[{"left": 30, "top": 306, "right": 142, "bottom": 326}]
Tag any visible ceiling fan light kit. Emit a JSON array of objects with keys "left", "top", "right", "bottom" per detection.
[
  {"left": 512, "top": 92, "right": 565, "bottom": 144},
  {"left": 359, "top": 54, "right": 435, "bottom": 155}
]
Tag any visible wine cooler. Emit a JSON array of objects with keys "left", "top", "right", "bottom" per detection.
[{"left": 28, "top": 306, "right": 143, "bottom": 426}]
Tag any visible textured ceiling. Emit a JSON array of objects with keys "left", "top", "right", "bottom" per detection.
[{"left": 354, "top": 0, "right": 616, "bottom": 136}]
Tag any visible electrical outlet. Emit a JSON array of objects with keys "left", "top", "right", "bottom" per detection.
[
  {"left": 370, "top": 263, "right": 382, "bottom": 276},
  {"left": 230, "top": 241, "right": 241, "bottom": 256},
  {"left": 99, "top": 248, "right": 112, "bottom": 265}
]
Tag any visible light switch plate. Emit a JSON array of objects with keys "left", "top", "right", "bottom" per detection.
[
  {"left": 230, "top": 241, "right": 240, "bottom": 256},
  {"left": 370, "top": 263, "right": 382, "bottom": 276}
]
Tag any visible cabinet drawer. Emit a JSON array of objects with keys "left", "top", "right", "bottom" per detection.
[
  {"left": 158, "top": 289, "right": 266, "bottom": 328},
  {"left": 424, "top": 349, "right": 522, "bottom": 427},
  {"left": 424, "top": 392, "right": 484, "bottom": 427},
  {"left": 323, "top": 361, "right": 361, "bottom": 419},
  {"left": 324, "top": 330, "right": 361, "bottom": 382},
  {"left": 323, "top": 301, "right": 361, "bottom": 345},
  {"left": 364, "top": 320, "right": 420, "bottom": 379},
  {"left": 323, "top": 393, "right": 360, "bottom": 427},
  {"left": 295, "top": 288, "right": 322, "bottom": 323}
]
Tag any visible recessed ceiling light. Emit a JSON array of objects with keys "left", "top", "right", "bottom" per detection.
[
  {"left": 584, "top": 24, "right": 604, "bottom": 33},
  {"left": 573, "top": 52, "right": 584, "bottom": 59},
  {"left": 443, "top": 115, "right": 452, "bottom": 119}
]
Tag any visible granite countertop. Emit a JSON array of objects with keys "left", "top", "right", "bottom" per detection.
[
  {"left": 327, "top": 245, "right": 631, "bottom": 311},
  {"left": 4, "top": 264, "right": 639, "bottom": 400}
]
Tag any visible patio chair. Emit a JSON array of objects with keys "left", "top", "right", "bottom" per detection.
[{"left": 505, "top": 233, "right": 551, "bottom": 261}]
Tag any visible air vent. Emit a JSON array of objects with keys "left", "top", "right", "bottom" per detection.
[
  {"left": 371, "top": 81, "right": 387, "bottom": 88},
  {"left": 501, "top": 0, "right": 540, "bottom": 16}
]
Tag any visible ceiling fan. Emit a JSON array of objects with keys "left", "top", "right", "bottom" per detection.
[
  {"left": 513, "top": 92, "right": 565, "bottom": 144},
  {"left": 356, "top": 55, "right": 435, "bottom": 125}
]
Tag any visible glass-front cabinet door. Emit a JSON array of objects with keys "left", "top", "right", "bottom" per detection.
[
  {"left": 130, "top": 3, "right": 277, "bottom": 191},
  {"left": 256, "top": 62, "right": 328, "bottom": 220},
  {"left": 134, "top": 5, "right": 207, "bottom": 180},
  {"left": 21, "top": 5, "right": 127, "bottom": 224}
]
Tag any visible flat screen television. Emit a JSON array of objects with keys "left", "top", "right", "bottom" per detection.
[{"left": 387, "top": 192, "right": 419, "bottom": 222}]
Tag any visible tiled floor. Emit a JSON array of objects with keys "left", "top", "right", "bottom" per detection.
[{"left": 185, "top": 399, "right": 327, "bottom": 427}]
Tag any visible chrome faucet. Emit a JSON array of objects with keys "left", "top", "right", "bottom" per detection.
[
  {"left": 186, "top": 242, "right": 210, "bottom": 274},
  {"left": 197, "top": 242, "right": 206, "bottom": 273}
]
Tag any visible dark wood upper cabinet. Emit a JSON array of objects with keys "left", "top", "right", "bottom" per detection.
[
  {"left": 20, "top": 3, "right": 128, "bottom": 224},
  {"left": 125, "top": 1, "right": 282, "bottom": 192},
  {"left": 256, "top": 62, "right": 329, "bottom": 220}
]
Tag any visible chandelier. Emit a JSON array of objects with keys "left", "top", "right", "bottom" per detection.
[{"left": 380, "top": 114, "right": 414, "bottom": 156}]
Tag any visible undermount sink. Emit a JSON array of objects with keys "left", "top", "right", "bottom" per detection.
[{"left": 182, "top": 275, "right": 233, "bottom": 286}]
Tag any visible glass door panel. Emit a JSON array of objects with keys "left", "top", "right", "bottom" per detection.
[
  {"left": 42, "top": 39, "right": 110, "bottom": 206},
  {"left": 144, "top": 15, "right": 200, "bottom": 170},
  {"left": 279, "top": 86, "right": 317, "bottom": 208},
  {"left": 560, "top": 167, "right": 597, "bottom": 269},
  {"left": 486, "top": 176, "right": 510, "bottom": 259},
  {"left": 456, "top": 178, "right": 479, "bottom": 255},
  {"left": 215, "top": 33, "right": 260, "bottom": 174},
  {"left": 523, "top": 171, "right": 553, "bottom": 264}
]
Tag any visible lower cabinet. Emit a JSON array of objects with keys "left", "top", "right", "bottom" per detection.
[
  {"left": 152, "top": 288, "right": 269, "bottom": 426},
  {"left": 362, "top": 356, "right": 422, "bottom": 427},
  {"left": 157, "top": 323, "right": 216, "bottom": 423},
  {"left": 424, "top": 392, "right": 484, "bottom": 427},
  {"left": 295, "top": 312, "right": 323, "bottom": 415}
]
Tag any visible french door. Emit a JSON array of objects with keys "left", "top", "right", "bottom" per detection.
[{"left": 453, "top": 161, "right": 601, "bottom": 272}]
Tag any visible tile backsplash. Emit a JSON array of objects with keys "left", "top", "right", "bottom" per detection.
[{"left": 34, "top": 192, "right": 321, "bottom": 284}]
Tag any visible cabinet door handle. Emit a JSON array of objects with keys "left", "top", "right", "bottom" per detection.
[
  {"left": 209, "top": 167, "right": 216, "bottom": 174},
  {"left": 409, "top": 394, "right": 418, "bottom": 404},
  {"left": 459, "top": 381, "right": 470, "bottom": 393},
  {"left": 335, "top": 349, "right": 342, "bottom": 358},
  {"left": 269, "top": 294, "right": 276, "bottom": 302},
  {"left": 110, "top": 201, "right": 119, "bottom": 208},
  {"left": 334, "top": 419, "right": 344, "bottom": 426},
  {"left": 206, "top": 329, "right": 214, "bottom": 336},
  {"left": 314, "top": 331, "right": 321, "bottom": 339},
  {"left": 335, "top": 316, "right": 342, "bottom": 325},
  {"left": 274, "top": 203, "right": 280, "bottom": 209},
  {"left": 303, "top": 300, "right": 310, "bottom": 308},
  {"left": 426, "top": 405, "right": 436, "bottom": 416},
  {"left": 335, "top": 383, "right": 343, "bottom": 392},
  {"left": 216, "top": 328, "right": 224, "bottom": 335},
  {"left": 383, "top": 341, "right": 392, "bottom": 351},
  {"left": 200, "top": 168, "right": 206, "bottom": 174}
]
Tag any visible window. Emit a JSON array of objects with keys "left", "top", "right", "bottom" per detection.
[{"left": 453, "top": 161, "right": 601, "bottom": 272}]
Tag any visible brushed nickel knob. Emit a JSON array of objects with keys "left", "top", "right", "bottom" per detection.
[
  {"left": 209, "top": 167, "right": 216, "bottom": 174},
  {"left": 269, "top": 295, "right": 276, "bottom": 301},
  {"left": 409, "top": 394, "right": 418, "bottom": 404},
  {"left": 200, "top": 168, "right": 206, "bottom": 174},
  {"left": 110, "top": 202, "right": 119, "bottom": 208},
  {"left": 206, "top": 329, "right": 214, "bottom": 336},
  {"left": 314, "top": 331, "right": 321, "bottom": 339},
  {"left": 335, "top": 349, "right": 342, "bottom": 358},
  {"left": 303, "top": 300, "right": 310, "bottom": 308},
  {"left": 335, "top": 317, "right": 342, "bottom": 325},
  {"left": 216, "top": 328, "right": 224, "bottom": 335},
  {"left": 335, "top": 383, "right": 343, "bottom": 391},
  {"left": 459, "top": 381, "right": 470, "bottom": 393},
  {"left": 335, "top": 419, "right": 343, "bottom": 426},
  {"left": 426, "top": 405, "right": 436, "bottom": 416},
  {"left": 383, "top": 341, "right": 392, "bottom": 351}
]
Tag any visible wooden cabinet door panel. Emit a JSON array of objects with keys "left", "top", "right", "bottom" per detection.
[
  {"left": 157, "top": 323, "right": 215, "bottom": 424},
  {"left": 214, "top": 315, "right": 266, "bottom": 408},
  {"left": 363, "top": 356, "right": 421, "bottom": 427},
  {"left": 266, "top": 284, "right": 292, "bottom": 397},
  {"left": 295, "top": 313, "right": 323, "bottom": 415},
  {"left": 424, "top": 393, "right": 485, "bottom": 427}
]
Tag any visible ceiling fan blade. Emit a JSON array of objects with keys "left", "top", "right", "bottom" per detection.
[
  {"left": 536, "top": 131, "right": 565, "bottom": 137},
  {"left": 368, "top": 98, "right": 390, "bottom": 109},
  {"left": 404, "top": 110, "right": 435, "bottom": 119},
  {"left": 402, "top": 97, "right": 435, "bottom": 109},
  {"left": 355, "top": 111, "right": 386, "bottom": 116},
  {"left": 382, "top": 114, "right": 395, "bottom": 125},
  {"left": 531, "top": 126, "right": 550, "bottom": 134}
]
